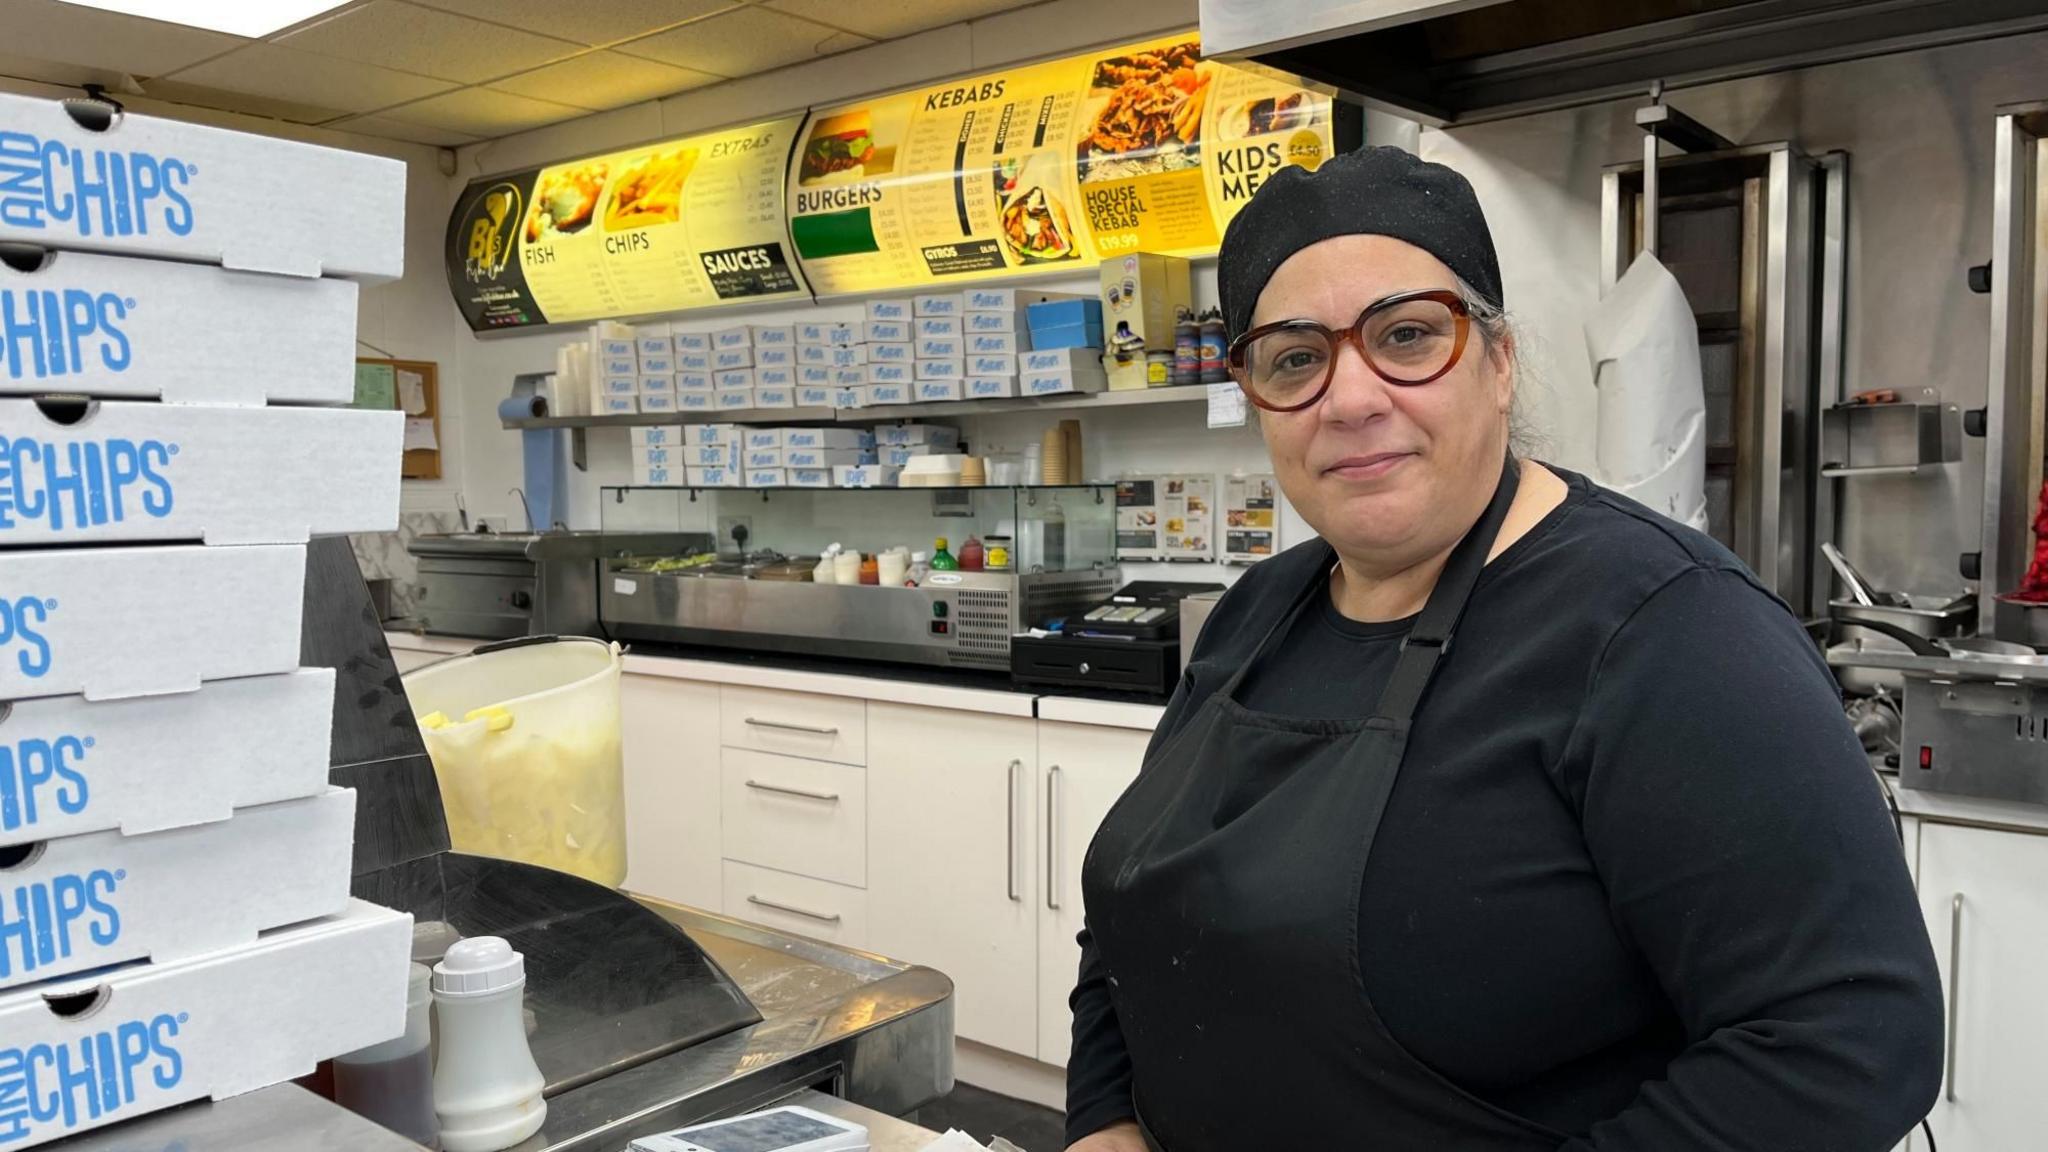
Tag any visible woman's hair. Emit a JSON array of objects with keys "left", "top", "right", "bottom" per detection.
[{"left": 1453, "top": 274, "right": 1547, "bottom": 459}]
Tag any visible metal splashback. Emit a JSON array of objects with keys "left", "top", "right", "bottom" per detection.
[
  {"left": 1976, "top": 103, "right": 2048, "bottom": 643},
  {"left": 1602, "top": 141, "right": 1829, "bottom": 615},
  {"left": 603, "top": 568, "right": 1118, "bottom": 671}
]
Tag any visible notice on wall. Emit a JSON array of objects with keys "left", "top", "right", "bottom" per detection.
[
  {"left": 1222, "top": 473, "right": 1279, "bottom": 562},
  {"left": 1117, "top": 474, "right": 1216, "bottom": 561},
  {"left": 445, "top": 116, "right": 810, "bottom": 331},
  {"left": 787, "top": 31, "right": 1343, "bottom": 297}
]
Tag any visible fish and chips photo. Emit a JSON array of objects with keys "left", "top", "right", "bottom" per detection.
[
  {"left": 524, "top": 161, "right": 608, "bottom": 242},
  {"left": 603, "top": 147, "right": 699, "bottom": 230}
]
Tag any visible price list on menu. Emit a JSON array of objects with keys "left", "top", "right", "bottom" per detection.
[
  {"left": 786, "top": 31, "right": 1343, "bottom": 297},
  {"left": 444, "top": 116, "right": 810, "bottom": 330}
]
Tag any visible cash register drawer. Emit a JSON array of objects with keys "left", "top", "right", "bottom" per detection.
[{"left": 1009, "top": 633, "right": 1177, "bottom": 694}]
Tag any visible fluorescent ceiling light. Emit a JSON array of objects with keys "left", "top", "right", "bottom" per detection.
[{"left": 55, "top": 0, "right": 352, "bottom": 37}]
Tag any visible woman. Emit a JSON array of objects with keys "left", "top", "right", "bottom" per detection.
[{"left": 1065, "top": 147, "right": 1943, "bottom": 1151}]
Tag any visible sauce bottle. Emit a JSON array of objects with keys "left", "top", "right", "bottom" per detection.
[
  {"left": 959, "top": 536, "right": 985, "bottom": 571},
  {"left": 858, "top": 556, "right": 879, "bottom": 585},
  {"left": 1173, "top": 307, "right": 1200, "bottom": 386},
  {"left": 930, "top": 537, "right": 959, "bottom": 571},
  {"left": 1198, "top": 308, "right": 1228, "bottom": 384}
]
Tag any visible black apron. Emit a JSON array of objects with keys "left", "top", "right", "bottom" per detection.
[{"left": 1081, "top": 457, "right": 1566, "bottom": 1151}]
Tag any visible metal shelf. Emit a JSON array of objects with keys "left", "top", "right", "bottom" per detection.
[
  {"left": 1820, "top": 463, "right": 1938, "bottom": 479},
  {"left": 500, "top": 385, "right": 1209, "bottom": 431}
]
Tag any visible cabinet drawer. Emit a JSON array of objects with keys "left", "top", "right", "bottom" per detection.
[
  {"left": 722, "top": 860, "right": 869, "bottom": 948},
  {"left": 721, "top": 749, "right": 867, "bottom": 886},
  {"left": 721, "top": 686, "right": 867, "bottom": 765}
]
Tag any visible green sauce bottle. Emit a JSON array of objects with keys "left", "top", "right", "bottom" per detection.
[{"left": 930, "top": 537, "right": 959, "bottom": 571}]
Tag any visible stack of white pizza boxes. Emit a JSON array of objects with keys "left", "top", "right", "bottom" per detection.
[{"left": 0, "top": 92, "right": 413, "bottom": 1147}]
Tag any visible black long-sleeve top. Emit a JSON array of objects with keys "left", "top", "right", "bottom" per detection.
[{"left": 1067, "top": 469, "right": 1943, "bottom": 1150}]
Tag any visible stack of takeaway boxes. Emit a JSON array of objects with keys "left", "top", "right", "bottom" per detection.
[{"left": 0, "top": 93, "right": 413, "bottom": 1146}]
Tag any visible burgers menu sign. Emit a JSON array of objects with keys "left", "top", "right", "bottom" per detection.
[
  {"left": 444, "top": 115, "right": 809, "bottom": 330},
  {"left": 442, "top": 33, "right": 1344, "bottom": 330},
  {"left": 786, "top": 31, "right": 1342, "bottom": 296}
]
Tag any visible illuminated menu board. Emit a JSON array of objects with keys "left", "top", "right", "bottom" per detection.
[
  {"left": 786, "top": 31, "right": 1342, "bottom": 295},
  {"left": 445, "top": 116, "right": 809, "bottom": 330}
]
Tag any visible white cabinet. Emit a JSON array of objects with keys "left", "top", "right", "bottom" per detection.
[
  {"left": 620, "top": 674, "right": 722, "bottom": 910},
  {"left": 867, "top": 703, "right": 1040, "bottom": 1055},
  {"left": 722, "top": 860, "right": 869, "bottom": 948},
  {"left": 721, "top": 748, "right": 868, "bottom": 887},
  {"left": 1915, "top": 822, "right": 2048, "bottom": 1151},
  {"left": 721, "top": 685, "right": 867, "bottom": 765},
  {"left": 1034, "top": 720, "right": 1149, "bottom": 1066}
]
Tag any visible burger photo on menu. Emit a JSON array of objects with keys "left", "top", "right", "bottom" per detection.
[
  {"left": 799, "top": 111, "right": 877, "bottom": 183},
  {"left": 1077, "top": 39, "right": 1210, "bottom": 183}
]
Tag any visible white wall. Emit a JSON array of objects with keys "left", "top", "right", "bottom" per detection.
[{"left": 1425, "top": 30, "right": 2048, "bottom": 597}]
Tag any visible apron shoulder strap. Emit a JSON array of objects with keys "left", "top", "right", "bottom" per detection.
[{"left": 1372, "top": 456, "right": 1521, "bottom": 725}]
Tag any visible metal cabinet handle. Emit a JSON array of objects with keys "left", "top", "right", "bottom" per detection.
[
  {"left": 1046, "top": 765, "right": 1063, "bottom": 911},
  {"left": 744, "top": 779, "right": 839, "bottom": 802},
  {"left": 1947, "top": 892, "right": 1964, "bottom": 1103},
  {"left": 1007, "top": 760, "right": 1023, "bottom": 902},
  {"left": 746, "top": 894, "right": 841, "bottom": 925},
  {"left": 744, "top": 716, "right": 839, "bottom": 736}
]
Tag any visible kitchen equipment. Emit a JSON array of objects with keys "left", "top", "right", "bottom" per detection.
[
  {"left": 1828, "top": 641, "right": 2048, "bottom": 804},
  {"left": 599, "top": 484, "right": 1118, "bottom": 670},
  {"left": 1011, "top": 581, "right": 1226, "bottom": 695},
  {"left": 1819, "top": 393, "right": 1962, "bottom": 477},
  {"left": 405, "top": 635, "right": 626, "bottom": 886},
  {"left": 1602, "top": 135, "right": 1840, "bottom": 615},
  {"left": 1822, "top": 541, "right": 1884, "bottom": 607},
  {"left": 409, "top": 530, "right": 709, "bottom": 639}
]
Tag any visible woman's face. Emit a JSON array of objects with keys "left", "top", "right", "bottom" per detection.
[{"left": 1249, "top": 234, "right": 1514, "bottom": 566}]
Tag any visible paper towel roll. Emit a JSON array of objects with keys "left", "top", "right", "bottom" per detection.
[{"left": 498, "top": 393, "right": 547, "bottom": 422}]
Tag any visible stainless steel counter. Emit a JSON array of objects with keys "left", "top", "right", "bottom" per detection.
[{"left": 56, "top": 897, "right": 953, "bottom": 1152}]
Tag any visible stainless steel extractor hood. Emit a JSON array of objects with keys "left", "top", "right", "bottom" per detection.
[{"left": 1201, "top": 0, "right": 2048, "bottom": 125}]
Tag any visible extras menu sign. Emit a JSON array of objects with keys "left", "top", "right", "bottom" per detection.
[{"left": 444, "top": 116, "right": 809, "bottom": 331}]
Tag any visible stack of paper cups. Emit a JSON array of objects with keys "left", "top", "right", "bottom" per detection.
[{"left": 1042, "top": 425, "right": 1068, "bottom": 485}]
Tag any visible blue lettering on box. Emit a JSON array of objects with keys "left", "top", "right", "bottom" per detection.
[
  {"left": 0, "top": 290, "right": 131, "bottom": 382},
  {"left": 0, "top": 437, "right": 175, "bottom": 533},
  {"left": 0, "top": 597, "right": 53, "bottom": 678},
  {"left": 0, "top": 734, "right": 90, "bottom": 831},
  {"left": 0, "top": 131, "right": 194, "bottom": 240},
  {"left": 0, "top": 868, "right": 122, "bottom": 978},
  {"left": 0, "top": 1011, "right": 182, "bottom": 1140}
]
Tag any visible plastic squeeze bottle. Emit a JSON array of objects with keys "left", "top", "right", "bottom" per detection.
[
  {"left": 930, "top": 538, "right": 959, "bottom": 571},
  {"left": 336, "top": 962, "right": 439, "bottom": 1148},
  {"left": 432, "top": 937, "right": 546, "bottom": 1152}
]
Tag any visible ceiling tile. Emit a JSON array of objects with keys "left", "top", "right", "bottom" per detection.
[
  {"left": 616, "top": 6, "right": 869, "bottom": 77},
  {"left": 135, "top": 77, "right": 351, "bottom": 124},
  {"left": 327, "top": 113, "right": 481, "bottom": 147},
  {"left": 488, "top": 51, "right": 719, "bottom": 111},
  {"left": 276, "top": 0, "right": 581, "bottom": 83},
  {"left": 3, "top": 0, "right": 246, "bottom": 76},
  {"left": 381, "top": 86, "right": 587, "bottom": 138},
  {"left": 763, "top": 0, "right": 1038, "bottom": 40},
  {"left": 406, "top": 0, "right": 742, "bottom": 48},
  {"left": 165, "top": 43, "right": 455, "bottom": 114}
]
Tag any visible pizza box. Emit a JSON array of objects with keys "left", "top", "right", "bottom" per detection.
[
  {"left": 0, "top": 247, "right": 356, "bottom": 404},
  {"left": 0, "top": 543, "right": 303, "bottom": 702},
  {"left": 0, "top": 668, "right": 332, "bottom": 849},
  {"left": 0, "top": 898, "right": 412, "bottom": 1148},
  {"left": 0, "top": 399, "right": 399, "bottom": 547},
  {"left": 0, "top": 92, "right": 404, "bottom": 280},
  {"left": 0, "top": 787, "right": 353, "bottom": 992}
]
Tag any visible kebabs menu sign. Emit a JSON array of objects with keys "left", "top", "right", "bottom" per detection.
[
  {"left": 445, "top": 116, "right": 809, "bottom": 330},
  {"left": 787, "top": 32, "right": 1341, "bottom": 295}
]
